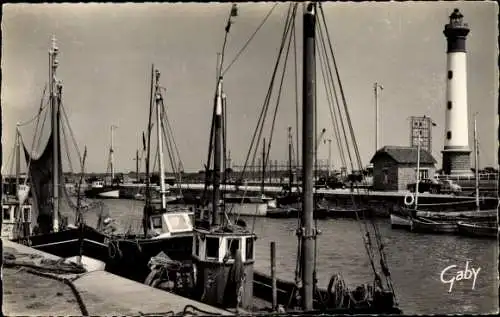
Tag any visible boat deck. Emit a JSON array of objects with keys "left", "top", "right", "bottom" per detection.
[{"left": 2, "top": 239, "right": 232, "bottom": 316}]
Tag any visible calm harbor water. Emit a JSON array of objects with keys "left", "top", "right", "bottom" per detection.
[{"left": 99, "top": 199, "right": 498, "bottom": 315}]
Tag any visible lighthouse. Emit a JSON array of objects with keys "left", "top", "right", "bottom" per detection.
[{"left": 441, "top": 8, "right": 473, "bottom": 176}]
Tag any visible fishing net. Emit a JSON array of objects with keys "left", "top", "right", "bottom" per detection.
[{"left": 23, "top": 131, "right": 106, "bottom": 235}]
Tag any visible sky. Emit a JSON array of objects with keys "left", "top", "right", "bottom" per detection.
[{"left": 1, "top": 1, "right": 498, "bottom": 174}]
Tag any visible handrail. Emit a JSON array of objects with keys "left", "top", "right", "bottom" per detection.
[{"left": 435, "top": 173, "right": 498, "bottom": 181}]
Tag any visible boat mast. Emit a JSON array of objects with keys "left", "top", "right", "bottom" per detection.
[
  {"left": 288, "top": 126, "right": 293, "bottom": 190},
  {"left": 212, "top": 78, "right": 223, "bottom": 226},
  {"left": 474, "top": 113, "right": 479, "bottom": 211},
  {"left": 49, "top": 36, "right": 60, "bottom": 233},
  {"left": 15, "top": 125, "right": 20, "bottom": 198},
  {"left": 415, "top": 132, "right": 421, "bottom": 208},
  {"left": 155, "top": 69, "right": 167, "bottom": 210},
  {"left": 135, "top": 150, "right": 139, "bottom": 182},
  {"left": 301, "top": 3, "right": 316, "bottom": 311},
  {"left": 110, "top": 125, "right": 117, "bottom": 182},
  {"left": 143, "top": 64, "right": 155, "bottom": 236},
  {"left": 261, "top": 138, "right": 266, "bottom": 193}
]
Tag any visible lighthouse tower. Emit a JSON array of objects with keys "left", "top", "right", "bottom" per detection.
[{"left": 441, "top": 8, "right": 473, "bottom": 176}]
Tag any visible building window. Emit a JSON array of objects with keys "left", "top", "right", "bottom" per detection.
[
  {"left": 447, "top": 131, "right": 452, "bottom": 140},
  {"left": 448, "top": 70, "right": 453, "bottom": 79},
  {"left": 447, "top": 101, "right": 452, "bottom": 110},
  {"left": 382, "top": 168, "right": 389, "bottom": 185},
  {"left": 419, "top": 169, "right": 429, "bottom": 180}
]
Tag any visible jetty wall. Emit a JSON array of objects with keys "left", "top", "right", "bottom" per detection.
[{"left": 2, "top": 239, "right": 232, "bottom": 316}]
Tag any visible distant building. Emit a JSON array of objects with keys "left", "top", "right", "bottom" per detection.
[
  {"left": 370, "top": 146, "right": 437, "bottom": 191},
  {"left": 409, "top": 116, "right": 436, "bottom": 153}
]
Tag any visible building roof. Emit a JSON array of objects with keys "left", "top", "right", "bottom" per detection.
[{"left": 370, "top": 146, "right": 437, "bottom": 165}]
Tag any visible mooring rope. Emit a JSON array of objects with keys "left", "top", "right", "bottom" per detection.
[{"left": 3, "top": 251, "right": 89, "bottom": 316}]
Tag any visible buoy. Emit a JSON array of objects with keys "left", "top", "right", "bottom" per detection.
[{"left": 404, "top": 193, "right": 415, "bottom": 206}]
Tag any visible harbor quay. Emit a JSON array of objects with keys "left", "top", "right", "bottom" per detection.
[
  {"left": 118, "top": 182, "right": 499, "bottom": 217},
  {"left": 1, "top": 239, "right": 232, "bottom": 316}
]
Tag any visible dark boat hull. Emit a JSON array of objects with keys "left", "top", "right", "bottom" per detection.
[
  {"left": 266, "top": 207, "right": 329, "bottom": 219},
  {"left": 253, "top": 271, "right": 401, "bottom": 313},
  {"left": 457, "top": 221, "right": 498, "bottom": 238},
  {"left": 410, "top": 218, "right": 458, "bottom": 234},
  {"left": 328, "top": 207, "right": 372, "bottom": 219},
  {"left": 12, "top": 225, "right": 110, "bottom": 262},
  {"left": 105, "top": 234, "right": 193, "bottom": 283}
]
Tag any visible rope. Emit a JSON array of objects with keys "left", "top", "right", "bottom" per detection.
[
  {"left": 16, "top": 84, "right": 48, "bottom": 127},
  {"left": 222, "top": 3, "right": 278, "bottom": 76},
  {"left": 60, "top": 101, "right": 83, "bottom": 167},
  {"left": 23, "top": 268, "right": 89, "bottom": 316},
  {"left": 3, "top": 252, "right": 89, "bottom": 315}
]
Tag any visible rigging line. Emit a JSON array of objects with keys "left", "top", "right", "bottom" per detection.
[
  {"left": 201, "top": 80, "right": 219, "bottom": 205},
  {"left": 20, "top": 87, "right": 49, "bottom": 184},
  {"left": 317, "top": 7, "right": 379, "bottom": 279},
  {"left": 222, "top": 3, "right": 278, "bottom": 76},
  {"left": 17, "top": 84, "right": 48, "bottom": 127},
  {"left": 319, "top": 4, "right": 363, "bottom": 175},
  {"left": 293, "top": 9, "right": 300, "bottom": 171},
  {"left": 22, "top": 96, "right": 50, "bottom": 188},
  {"left": 264, "top": 4, "right": 296, "bottom": 174},
  {"left": 161, "top": 114, "right": 178, "bottom": 179},
  {"left": 60, "top": 102, "right": 83, "bottom": 166},
  {"left": 246, "top": 5, "right": 293, "bottom": 176},
  {"left": 60, "top": 115, "right": 74, "bottom": 174},
  {"left": 319, "top": 5, "right": 395, "bottom": 295},
  {"left": 254, "top": 5, "right": 295, "bottom": 163},
  {"left": 316, "top": 15, "right": 353, "bottom": 175},
  {"left": 249, "top": 4, "right": 295, "bottom": 175},
  {"left": 318, "top": 4, "right": 373, "bottom": 226},
  {"left": 316, "top": 27, "right": 347, "bottom": 173},
  {"left": 16, "top": 101, "right": 50, "bottom": 128},
  {"left": 239, "top": 3, "right": 294, "bottom": 181},
  {"left": 160, "top": 98, "right": 184, "bottom": 173},
  {"left": 4, "top": 141, "right": 14, "bottom": 177},
  {"left": 158, "top": 99, "right": 177, "bottom": 176},
  {"left": 222, "top": 92, "right": 228, "bottom": 189}
]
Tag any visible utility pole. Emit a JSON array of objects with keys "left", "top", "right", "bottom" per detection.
[{"left": 374, "top": 82, "right": 383, "bottom": 153}]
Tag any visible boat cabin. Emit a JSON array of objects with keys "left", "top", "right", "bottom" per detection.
[
  {"left": 191, "top": 226, "right": 256, "bottom": 309},
  {"left": 91, "top": 180, "right": 105, "bottom": 189},
  {"left": 192, "top": 229, "right": 256, "bottom": 264},
  {"left": 148, "top": 210, "right": 194, "bottom": 239},
  {"left": 1, "top": 203, "right": 33, "bottom": 239}
]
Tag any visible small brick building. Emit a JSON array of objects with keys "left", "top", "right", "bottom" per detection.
[{"left": 370, "top": 146, "right": 437, "bottom": 191}]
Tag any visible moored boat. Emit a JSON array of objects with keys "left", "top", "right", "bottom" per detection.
[
  {"left": 105, "top": 67, "right": 195, "bottom": 282},
  {"left": 328, "top": 207, "right": 372, "bottom": 219},
  {"left": 10, "top": 38, "right": 109, "bottom": 267},
  {"left": 457, "top": 221, "right": 498, "bottom": 238},
  {"left": 410, "top": 217, "right": 458, "bottom": 234},
  {"left": 390, "top": 213, "right": 412, "bottom": 229}
]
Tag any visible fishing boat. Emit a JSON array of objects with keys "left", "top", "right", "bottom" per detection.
[
  {"left": 328, "top": 206, "right": 373, "bottom": 219},
  {"left": 84, "top": 125, "right": 120, "bottom": 199},
  {"left": 266, "top": 205, "right": 330, "bottom": 219},
  {"left": 457, "top": 221, "right": 498, "bottom": 239},
  {"left": 1, "top": 129, "right": 33, "bottom": 241},
  {"left": 10, "top": 38, "right": 109, "bottom": 268},
  {"left": 146, "top": 3, "right": 401, "bottom": 313},
  {"left": 104, "top": 66, "right": 194, "bottom": 283},
  {"left": 410, "top": 217, "right": 458, "bottom": 234}
]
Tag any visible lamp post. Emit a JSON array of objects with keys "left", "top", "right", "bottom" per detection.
[{"left": 374, "top": 82, "right": 383, "bottom": 153}]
